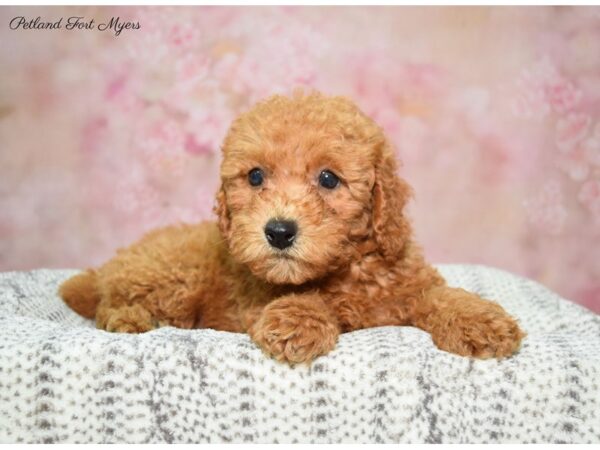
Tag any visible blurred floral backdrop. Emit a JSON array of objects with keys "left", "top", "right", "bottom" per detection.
[{"left": 0, "top": 6, "right": 599, "bottom": 311}]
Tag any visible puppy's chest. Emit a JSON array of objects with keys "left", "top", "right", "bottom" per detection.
[
  {"left": 320, "top": 263, "right": 418, "bottom": 330},
  {"left": 325, "top": 257, "right": 409, "bottom": 300}
]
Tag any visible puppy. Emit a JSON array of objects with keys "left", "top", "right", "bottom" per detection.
[{"left": 60, "top": 92, "right": 524, "bottom": 364}]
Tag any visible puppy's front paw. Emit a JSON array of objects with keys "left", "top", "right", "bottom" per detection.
[
  {"left": 249, "top": 297, "right": 339, "bottom": 364},
  {"left": 431, "top": 305, "right": 525, "bottom": 359},
  {"left": 100, "top": 304, "right": 158, "bottom": 333}
]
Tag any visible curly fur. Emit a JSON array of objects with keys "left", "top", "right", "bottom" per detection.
[{"left": 60, "top": 92, "right": 525, "bottom": 364}]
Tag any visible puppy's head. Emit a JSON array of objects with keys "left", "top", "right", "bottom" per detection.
[{"left": 215, "top": 93, "right": 412, "bottom": 285}]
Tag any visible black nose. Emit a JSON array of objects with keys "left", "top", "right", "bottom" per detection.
[{"left": 264, "top": 219, "right": 297, "bottom": 250}]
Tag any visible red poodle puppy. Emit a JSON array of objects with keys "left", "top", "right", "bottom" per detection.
[{"left": 60, "top": 92, "right": 524, "bottom": 364}]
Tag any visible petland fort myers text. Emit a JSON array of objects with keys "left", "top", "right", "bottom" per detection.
[{"left": 9, "top": 16, "right": 140, "bottom": 36}]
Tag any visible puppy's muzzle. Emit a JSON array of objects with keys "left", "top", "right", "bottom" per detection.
[{"left": 264, "top": 219, "right": 297, "bottom": 250}]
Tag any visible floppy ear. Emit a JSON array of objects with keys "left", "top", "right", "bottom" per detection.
[
  {"left": 214, "top": 185, "right": 231, "bottom": 239},
  {"left": 371, "top": 143, "right": 413, "bottom": 261}
]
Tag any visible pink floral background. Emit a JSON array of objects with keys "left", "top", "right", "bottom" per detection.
[{"left": 1, "top": 6, "right": 599, "bottom": 312}]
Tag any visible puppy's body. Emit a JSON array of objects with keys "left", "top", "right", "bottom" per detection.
[{"left": 61, "top": 93, "right": 524, "bottom": 364}]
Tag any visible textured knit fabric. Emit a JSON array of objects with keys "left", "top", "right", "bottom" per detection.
[{"left": 0, "top": 265, "right": 598, "bottom": 444}]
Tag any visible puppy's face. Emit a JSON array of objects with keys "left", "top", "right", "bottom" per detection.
[{"left": 216, "top": 94, "right": 409, "bottom": 285}]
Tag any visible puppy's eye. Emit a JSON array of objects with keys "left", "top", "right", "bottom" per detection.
[
  {"left": 248, "top": 168, "right": 264, "bottom": 187},
  {"left": 318, "top": 170, "right": 340, "bottom": 189}
]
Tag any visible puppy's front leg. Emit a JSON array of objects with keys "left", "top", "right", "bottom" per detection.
[
  {"left": 410, "top": 286, "right": 525, "bottom": 359},
  {"left": 96, "top": 303, "right": 159, "bottom": 333},
  {"left": 248, "top": 293, "right": 340, "bottom": 364}
]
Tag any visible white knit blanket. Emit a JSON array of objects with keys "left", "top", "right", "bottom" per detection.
[{"left": 0, "top": 265, "right": 598, "bottom": 443}]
